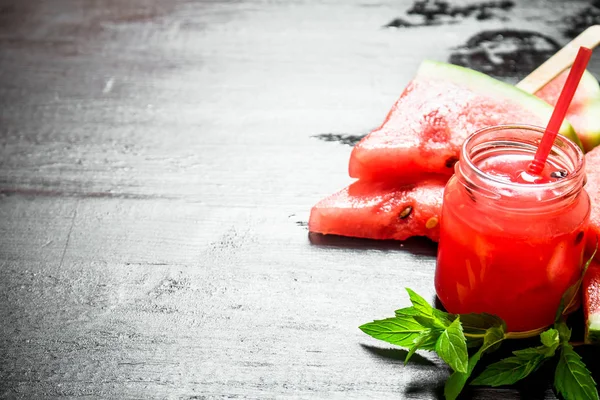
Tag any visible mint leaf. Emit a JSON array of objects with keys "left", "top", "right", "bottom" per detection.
[
  {"left": 405, "top": 288, "right": 434, "bottom": 316},
  {"left": 471, "top": 329, "right": 559, "bottom": 387},
  {"left": 555, "top": 342, "right": 599, "bottom": 400},
  {"left": 405, "top": 329, "right": 438, "bottom": 364},
  {"left": 420, "top": 328, "right": 442, "bottom": 350},
  {"left": 359, "top": 317, "right": 429, "bottom": 348},
  {"left": 512, "top": 347, "right": 551, "bottom": 358},
  {"left": 556, "top": 319, "right": 572, "bottom": 343},
  {"left": 558, "top": 244, "right": 597, "bottom": 319},
  {"left": 540, "top": 328, "right": 559, "bottom": 348},
  {"left": 470, "top": 354, "right": 545, "bottom": 386},
  {"left": 515, "top": 329, "right": 559, "bottom": 358},
  {"left": 465, "top": 337, "right": 484, "bottom": 348},
  {"left": 435, "top": 317, "right": 468, "bottom": 373},
  {"left": 513, "top": 344, "right": 558, "bottom": 359},
  {"left": 395, "top": 306, "right": 420, "bottom": 317},
  {"left": 444, "top": 325, "right": 505, "bottom": 400},
  {"left": 405, "top": 288, "right": 450, "bottom": 328},
  {"left": 460, "top": 312, "right": 505, "bottom": 334},
  {"left": 457, "top": 312, "right": 505, "bottom": 348},
  {"left": 555, "top": 296, "right": 567, "bottom": 323},
  {"left": 432, "top": 308, "right": 454, "bottom": 327},
  {"left": 445, "top": 350, "right": 483, "bottom": 400}
]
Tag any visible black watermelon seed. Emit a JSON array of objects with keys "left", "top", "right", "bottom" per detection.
[
  {"left": 550, "top": 170, "right": 568, "bottom": 179},
  {"left": 445, "top": 156, "right": 459, "bottom": 168},
  {"left": 575, "top": 231, "right": 584, "bottom": 245},
  {"left": 399, "top": 206, "right": 413, "bottom": 219}
]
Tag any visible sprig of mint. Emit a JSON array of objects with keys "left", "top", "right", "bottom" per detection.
[
  {"left": 359, "top": 287, "right": 508, "bottom": 400},
  {"left": 470, "top": 328, "right": 559, "bottom": 387},
  {"left": 359, "top": 247, "right": 598, "bottom": 400}
]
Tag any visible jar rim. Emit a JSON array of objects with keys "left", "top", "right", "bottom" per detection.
[{"left": 461, "top": 124, "right": 585, "bottom": 191}]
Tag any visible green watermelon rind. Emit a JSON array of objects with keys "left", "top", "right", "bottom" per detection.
[
  {"left": 579, "top": 69, "right": 600, "bottom": 98},
  {"left": 547, "top": 70, "right": 600, "bottom": 153},
  {"left": 577, "top": 100, "right": 600, "bottom": 152},
  {"left": 417, "top": 60, "right": 582, "bottom": 149},
  {"left": 587, "top": 313, "right": 600, "bottom": 344},
  {"left": 578, "top": 70, "right": 600, "bottom": 152}
]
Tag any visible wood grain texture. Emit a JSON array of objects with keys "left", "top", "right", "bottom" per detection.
[{"left": 0, "top": 0, "right": 599, "bottom": 398}]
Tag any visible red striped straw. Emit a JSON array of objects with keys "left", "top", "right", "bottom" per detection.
[{"left": 528, "top": 46, "right": 593, "bottom": 175}]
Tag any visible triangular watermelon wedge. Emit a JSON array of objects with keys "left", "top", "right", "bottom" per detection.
[
  {"left": 536, "top": 69, "right": 600, "bottom": 152},
  {"left": 349, "top": 60, "right": 580, "bottom": 182},
  {"left": 308, "top": 178, "right": 446, "bottom": 242}
]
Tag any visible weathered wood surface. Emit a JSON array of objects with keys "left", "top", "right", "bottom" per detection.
[{"left": 1, "top": 0, "right": 599, "bottom": 398}]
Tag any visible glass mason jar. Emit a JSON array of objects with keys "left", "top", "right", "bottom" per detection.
[{"left": 435, "top": 125, "right": 590, "bottom": 332}]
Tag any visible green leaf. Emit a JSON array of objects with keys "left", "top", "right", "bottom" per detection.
[
  {"left": 395, "top": 306, "right": 420, "bottom": 317},
  {"left": 412, "top": 315, "right": 437, "bottom": 328},
  {"left": 481, "top": 326, "right": 506, "bottom": 350},
  {"left": 556, "top": 320, "right": 572, "bottom": 343},
  {"left": 444, "top": 325, "right": 506, "bottom": 400},
  {"left": 445, "top": 350, "right": 483, "bottom": 400},
  {"left": 435, "top": 317, "right": 468, "bottom": 373},
  {"left": 460, "top": 312, "right": 505, "bottom": 334},
  {"left": 405, "top": 329, "right": 438, "bottom": 364},
  {"left": 466, "top": 337, "right": 484, "bottom": 348},
  {"left": 540, "top": 328, "right": 559, "bottom": 349},
  {"left": 395, "top": 305, "right": 444, "bottom": 332},
  {"left": 359, "top": 317, "right": 428, "bottom": 348},
  {"left": 470, "top": 354, "right": 546, "bottom": 387},
  {"left": 557, "top": 244, "right": 598, "bottom": 320},
  {"left": 513, "top": 345, "right": 557, "bottom": 359},
  {"left": 471, "top": 328, "right": 559, "bottom": 388},
  {"left": 405, "top": 288, "right": 451, "bottom": 328},
  {"left": 420, "top": 328, "right": 441, "bottom": 351},
  {"left": 433, "top": 309, "right": 454, "bottom": 327},
  {"left": 555, "top": 343, "right": 599, "bottom": 400},
  {"left": 406, "top": 288, "right": 434, "bottom": 315},
  {"left": 480, "top": 326, "right": 506, "bottom": 354},
  {"left": 460, "top": 312, "right": 506, "bottom": 348},
  {"left": 555, "top": 298, "right": 567, "bottom": 324}
]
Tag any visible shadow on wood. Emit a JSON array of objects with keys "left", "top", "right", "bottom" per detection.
[
  {"left": 404, "top": 378, "right": 446, "bottom": 400},
  {"left": 308, "top": 232, "right": 438, "bottom": 257},
  {"left": 360, "top": 343, "right": 436, "bottom": 366}
]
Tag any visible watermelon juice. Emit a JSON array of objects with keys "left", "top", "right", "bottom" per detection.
[{"left": 435, "top": 125, "right": 590, "bottom": 332}]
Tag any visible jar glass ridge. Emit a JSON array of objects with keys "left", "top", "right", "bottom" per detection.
[{"left": 457, "top": 124, "right": 586, "bottom": 210}]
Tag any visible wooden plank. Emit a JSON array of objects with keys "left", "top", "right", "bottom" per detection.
[
  {"left": 1, "top": 0, "right": 600, "bottom": 398},
  {"left": 0, "top": 195, "right": 444, "bottom": 398}
]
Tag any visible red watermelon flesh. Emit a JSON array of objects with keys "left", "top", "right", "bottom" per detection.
[
  {"left": 349, "top": 60, "right": 578, "bottom": 182},
  {"left": 308, "top": 178, "right": 445, "bottom": 242},
  {"left": 585, "top": 145, "right": 600, "bottom": 251},
  {"left": 536, "top": 69, "right": 600, "bottom": 152},
  {"left": 583, "top": 259, "right": 600, "bottom": 343}
]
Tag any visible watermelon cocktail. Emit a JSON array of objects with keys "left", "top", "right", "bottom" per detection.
[{"left": 435, "top": 125, "right": 590, "bottom": 332}]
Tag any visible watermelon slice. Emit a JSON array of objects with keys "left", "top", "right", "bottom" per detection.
[
  {"left": 308, "top": 178, "right": 445, "bottom": 242},
  {"left": 536, "top": 69, "right": 600, "bottom": 152},
  {"left": 585, "top": 145, "right": 600, "bottom": 251},
  {"left": 583, "top": 259, "right": 600, "bottom": 344},
  {"left": 349, "top": 60, "right": 579, "bottom": 182}
]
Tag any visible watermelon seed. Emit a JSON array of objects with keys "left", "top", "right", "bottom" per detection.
[
  {"left": 575, "top": 231, "right": 584, "bottom": 245},
  {"left": 399, "top": 206, "right": 413, "bottom": 219},
  {"left": 426, "top": 217, "right": 439, "bottom": 229},
  {"left": 445, "top": 156, "right": 459, "bottom": 168},
  {"left": 550, "top": 170, "right": 568, "bottom": 179}
]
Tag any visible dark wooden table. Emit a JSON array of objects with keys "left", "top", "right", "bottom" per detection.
[{"left": 1, "top": 0, "right": 600, "bottom": 398}]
